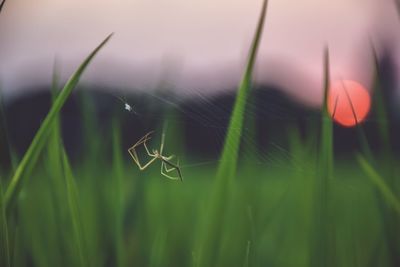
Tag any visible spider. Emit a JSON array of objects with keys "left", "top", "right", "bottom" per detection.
[{"left": 128, "top": 131, "right": 183, "bottom": 181}]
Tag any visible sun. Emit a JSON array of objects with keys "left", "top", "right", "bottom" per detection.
[{"left": 327, "top": 80, "right": 371, "bottom": 127}]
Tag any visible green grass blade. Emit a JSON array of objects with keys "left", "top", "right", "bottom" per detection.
[
  {"left": 371, "top": 46, "right": 390, "bottom": 149},
  {"left": 61, "top": 147, "right": 87, "bottom": 267},
  {"left": 112, "top": 119, "right": 125, "bottom": 267},
  {"left": 216, "top": 0, "right": 268, "bottom": 181},
  {"left": 357, "top": 155, "right": 400, "bottom": 214},
  {"left": 340, "top": 80, "right": 375, "bottom": 163},
  {"left": 79, "top": 90, "right": 102, "bottom": 167},
  {"left": 0, "top": 182, "right": 10, "bottom": 267},
  {"left": 319, "top": 48, "right": 333, "bottom": 177},
  {"left": 0, "top": 88, "right": 17, "bottom": 172},
  {"left": 46, "top": 61, "right": 63, "bottom": 177},
  {"left": 355, "top": 125, "right": 374, "bottom": 164},
  {"left": 370, "top": 45, "right": 396, "bottom": 184},
  {"left": 369, "top": 42, "right": 400, "bottom": 267},
  {"left": 311, "top": 49, "right": 336, "bottom": 267},
  {"left": 4, "top": 34, "right": 112, "bottom": 211},
  {"left": 195, "top": 1, "right": 268, "bottom": 265}
]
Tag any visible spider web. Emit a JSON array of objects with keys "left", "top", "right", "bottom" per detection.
[{"left": 117, "top": 85, "right": 317, "bottom": 173}]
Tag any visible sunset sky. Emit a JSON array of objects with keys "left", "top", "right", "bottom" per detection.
[{"left": 0, "top": 0, "right": 399, "bottom": 107}]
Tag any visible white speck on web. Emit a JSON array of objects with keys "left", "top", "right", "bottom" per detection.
[{"left": 125, "top": 103, "right": 132, "bottom": 112}]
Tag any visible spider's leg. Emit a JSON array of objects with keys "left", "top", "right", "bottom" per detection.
[
  {"left": 161, "top": 159, "right": 183, "bottom": 182},
  {"left": 131, "top": 134, "right": 151, "bottom": 149},
  {"left": 164, "top": 155, "right": 175, "bottom": 161},
  {"left": 128, "top": 148, "right": 140, "bottom": 166},
  {"left": 129, "top": 131, "right": 155, "bottom": 157},
  {"left": 143, "top": 139, "right": 156, "bottom": 157},
  {"left": 138, "top": 157, "right": 158, "bottom": 170},
  {"left": 141, "top": 130, "right": 155, "bottom": 142},
  {"left": 127, "top": 131, "right": 158, "bottom": 170},
  {"left": 128, "top": 146, "right": 158, "bottom": 170},
  {"left": 161, "top": 162, "right": 180, "bottom": 181},
  {"left": 162, "top": 160, "right": 176, "bottom": 173},
  {"left": 145, "top": 130, "right": 155, "bottom": 138},
  {"left": 130, "top": 131, "right": 154, "bottom": 148},
  {"left": 127, "top": 136, "right": 149, "bottom": 157}
]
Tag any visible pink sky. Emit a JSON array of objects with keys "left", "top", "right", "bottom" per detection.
[{"left": 0, "top": 0, "right": 399, "bottom": 107}]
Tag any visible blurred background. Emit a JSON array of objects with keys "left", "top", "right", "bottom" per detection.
[
  {"left": 0, "top": 0, "right": 399, "bottom": 101},
  {"left": 0, "top": 0, "right": 400, "bottom": 162}
]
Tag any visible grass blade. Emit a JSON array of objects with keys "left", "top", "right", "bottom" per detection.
[
  {"left": 311, "top": 49, "right": 336, "bottom": 267},
  {"left": 370, "top": 42, "right": 400, "bottom": 267},
  {"left": 4, "top": 33, "right": 112, "bottom": 211},
  {"left": 46, "top": 60, "right": 63, "bottom": 177},
  {"left": 61, "top": 147, "right": 87, "bottom": 267},
  {"left": 319, "top": 48, "right": 333, "bottom": 177},
  {"left": 357, "top": 155, "right": 400, "bottom": 214},
  {"left": 370, "top": 46, "right": 390, "bottom": 151},
  {"left": 216, "top": 0, "right": 268, "bottom": 181},
  {"left": 357, "top": 152, "right": 400, "bottom": 267},
  {"left": 195, "top": 1, "right": 269, "bottom": 265},
  {"left": 0, "top": 182, "right": 10, "bottom": 267},
  {"left": 340, "top": 80, "right": 375, "bottom": 163},
  {"left": 112, "top": 119, "right": 125, "bottom": 267},
  {"left": 0, "top": 88, "right": 17, "bottom": 172}
]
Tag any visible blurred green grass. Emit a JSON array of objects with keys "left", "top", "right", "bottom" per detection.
[
  {"left": 3, "top": 150, "right": 398, "bottom": 267},
  {"left": 1, "top": 1, "right": 400, "bottom": 266}
]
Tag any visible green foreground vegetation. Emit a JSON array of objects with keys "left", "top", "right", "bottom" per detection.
[
  {"left": 1, "top": 0, "right": 400, "bottom": 266},
  {"left": 3, "top": 151, "right": 399, "bottom": 267}
]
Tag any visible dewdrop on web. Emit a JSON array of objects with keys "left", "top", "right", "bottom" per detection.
[
  {"left": 111, "top": 93, "right": 138, "bottom": 115},
  {"left": 119, "top": 98, "right": 136, "bottom": 114},
  {"left": 124, "top": 102, "right": 133, "bottom": 112}
]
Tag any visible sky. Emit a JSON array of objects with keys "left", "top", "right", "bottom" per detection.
[{"left": 0, "top": 0, "right": 399, "bottom": 107}]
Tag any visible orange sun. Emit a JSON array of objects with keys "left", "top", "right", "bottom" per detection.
[{"left": 327, "top": 80, "right": 371, "bottom": 127}]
